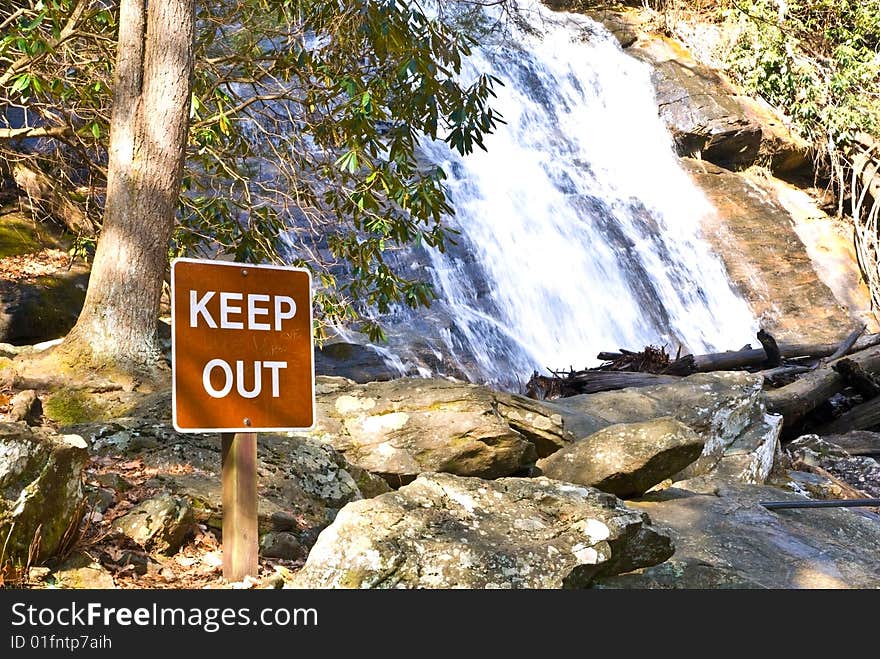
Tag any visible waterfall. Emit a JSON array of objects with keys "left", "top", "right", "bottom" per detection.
[{"left": 339, "top": 2, "right": 758, "bottom": 387}]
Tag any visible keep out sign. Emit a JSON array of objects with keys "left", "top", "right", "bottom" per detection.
[{"left": 171, "top": 258, "right": 315, "bottom": 432}]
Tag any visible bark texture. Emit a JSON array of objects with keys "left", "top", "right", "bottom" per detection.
[{"left": 61, "top": 0, "right": 194, "bottom": 374}]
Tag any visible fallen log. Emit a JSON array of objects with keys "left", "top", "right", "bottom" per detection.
[
  {"left": 527, "top": 370, "right": 680, "bottom": 398},
  {"left": 824, "top": 324, "right": 867, "bottom": 363},
  {"left": 661, "top": 332, "right": 880, "bottom": 375},
  {"left": 832, "top": 358, "right": 880, "bottom": 399},
  {"left": 822, "top": 431, "right": 880, "bottom": 456},
  {"left": 765, "top": 344, "right": 880, "bottom": 426},
  {"left": 814, "top": 396, "right": 880, "bottom": 435}
]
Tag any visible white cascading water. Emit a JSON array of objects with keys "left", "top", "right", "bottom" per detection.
[{"left": 344, "top": 3, "right": 758, "bottom": 387}]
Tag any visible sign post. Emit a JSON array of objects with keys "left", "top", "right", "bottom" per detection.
[
  {"left": 221, "top": 432, "right": 258, "bottom": 581},
  {"left": 171, "top": 258, "right": 314, "bottom": 582}
]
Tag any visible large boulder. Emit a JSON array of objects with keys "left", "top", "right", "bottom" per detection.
[
  {"left": 291, "top": 473, "right": 674, "bottom": 589},
  {"left": 0, "top": 422, "right": 88, "bottom": 563},
  {"left": 599, "top": 479, "right": 880, "bottom": 588},
  {"left": 0, "top": 266, "right": 89, "bottom": 345},
  {"left": 309, "top": 377, "right": 573, "bottom": 486},
  {"left": 537, "top": 417, "right": 704, "bottom": 497},
  {"left": 552, "top": 371, "right": 775, "bottom": 479}
]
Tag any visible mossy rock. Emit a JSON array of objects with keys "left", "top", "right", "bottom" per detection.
[
  {"left": 0, "top": 423, "right": 88, "bottom": 564},
  {"left": 0, "top": 211, "right": 64, "bottom": 258},
  {"left": 43, "top": 389, "right": 103, "bottom": 425}
]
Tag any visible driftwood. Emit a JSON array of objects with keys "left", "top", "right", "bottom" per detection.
[
  {"left": 539, "top": 329, "right": 880, "bottom": 433},
  {"left": 527, "top": 370, "right": 680, "bottom": 399},
  {"left": 824, "top": 324, "right": 867, "bottom": 363},
  {"left": 821, "top": 431, "right": 880, "bottom": 456},
  {"left": 814, "top": 396, "right": 880, "bottom": 435},
  {"left": 662, "top": 332, "right": 880, "bottom": 375},
  {"left": 832, "top": 358, "right": 880, "bottom": 399},
  {"left": 765, "top": 344, "right": 880, "bottom": 426},
  {"left": 757, "top": 329, "right": 782, "bottom": 367}
]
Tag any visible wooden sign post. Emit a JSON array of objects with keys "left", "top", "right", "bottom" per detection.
[{"left": 171, "top": 258, "right": 314, "bottom": 582}]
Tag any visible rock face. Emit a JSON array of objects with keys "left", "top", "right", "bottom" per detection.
[
  {"left": 715, "top": 413, "right": 783, "bottom": 485},
  {"left": 603, "top": 480, "right": 880, "bottom": 588},
  {"left": 291, "top": 473, "right": 674, "bottom": 589},
  {"left": 552, "top": 372, "right": 777, "bottom": 480},
  {"left": 314, "top": 342, "right": 400, "bottom": 383},
  {"left": 112, "top": 493, "right": 195, "bottom": 555},
  {"left": 0, "top": 264, "right": 89, "bottom": 344},
  {"left": 686, "top": 159, "right": 860, "bottom": 343},
  {"left": 630, "top": 37, "right": 761, "bottom": 169},
  {"left": 309, "top": 377, "right": 572, "bottom": 486},
  {"left": 75, "top": 417, "right": 390, "bottom": 553},
  {"left": 538, "top": 417, "right": 704, "bottom": 497},
  {"left": 0, "top": 422, "right": 88, "bottom": 563}
]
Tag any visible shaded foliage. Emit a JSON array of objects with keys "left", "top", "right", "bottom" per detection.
[{"left": 1, "top": 0, "right": 505, "bottom": 341}]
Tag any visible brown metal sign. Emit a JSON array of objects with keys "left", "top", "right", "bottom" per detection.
[{"left": 171, "top": 258, "right": 314, "bottom": 432}]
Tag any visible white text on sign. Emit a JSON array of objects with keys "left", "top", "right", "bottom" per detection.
[
  {"left": 190, "top": 289, "right": 299, "bottom": 399},
  {"left": 189, "top": 291, "right": 296, "bottom": 331}
]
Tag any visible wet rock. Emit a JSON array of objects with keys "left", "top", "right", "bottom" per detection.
[
  {"left": 314, "top": 342, "right": 400, "bottom": 383},
  {"left": 8, "top": 390, "right": 42, "bottom": 425},
  {"left": 595, "top": 558, "right": 765, "bottom": 589},
  {"left": 0, "top": 423, "right": 88, "bottom": 563},
  {"left": 583, "top": 7, "right": 642, "bottom": 48},
  {"left": 686, "top": 158, "right": 856, "bottom": 344},
  {"left": 112, "top": 493, "right": 195, "bottom": 555},
  {"left": 291, "top": 473, "right": 673, "bottom": 589},
  {"left": 631, "top": 37, "right": 761, "bottom": 169},
  {"left": 309, "top": 378, "right": 573, "bottom": 485},
  {"left": 0, "top": 264, "right": 89, "bottom": 344},
  {"left": 630, "top": 480, "right": 880, "bottom": 588},
  {"left": 538, "top": 417, "right": 704, "bottom": 497}
]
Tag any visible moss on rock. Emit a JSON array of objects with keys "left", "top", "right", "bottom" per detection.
[{"left": 43, "top": 390, "right": 101, "bottom": 425}]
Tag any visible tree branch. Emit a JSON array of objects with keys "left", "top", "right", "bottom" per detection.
[
  {"left": 0, "top": 125, "right": 73, "bottom": 140},
  {"left": 0, "top": 0, "right": 92, "bottom": 88}
]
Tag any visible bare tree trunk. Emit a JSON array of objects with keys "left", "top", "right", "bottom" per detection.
[{"left": 59, "top": 0, "right": 194, "bottom": 375}]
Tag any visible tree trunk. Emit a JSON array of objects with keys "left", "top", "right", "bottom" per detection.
[{"left": 60, "top": 0, "right": 195, "bottom": 375}]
